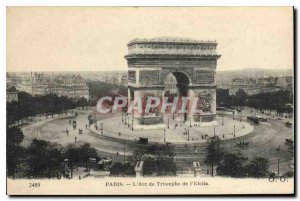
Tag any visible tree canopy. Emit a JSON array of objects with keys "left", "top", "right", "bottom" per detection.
[{"left": 216, "top": 88, "right": 293, "bottom": 113}]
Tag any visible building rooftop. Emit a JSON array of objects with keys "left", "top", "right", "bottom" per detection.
[{"left": 7, "top": 86, "right": 18, "bottom": 92}]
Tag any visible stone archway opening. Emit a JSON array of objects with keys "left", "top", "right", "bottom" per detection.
[{"left": 164, "top": 71, "right": 191, "bottom": 122}]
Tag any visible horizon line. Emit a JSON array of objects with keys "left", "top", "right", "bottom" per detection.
[{"left": 6, "top": 67, "right": 294, "bottom": 73}]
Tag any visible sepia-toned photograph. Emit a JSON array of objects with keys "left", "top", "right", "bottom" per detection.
[{"left": 6, "top": 6, "right": 294, "bottom": 195}]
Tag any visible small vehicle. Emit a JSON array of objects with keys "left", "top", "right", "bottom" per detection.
[
  {"left": 166, "top": 142, "right": 172, "bottom": 147},
  {"left": 236, "top": 140, "right": 249, "bottom": 148},
  {"left": 247, "top": 116, "right": 259, "bottom": 125},
  {"left": 139, "top": 137, "right": 148, "bottom": 144},
  {"left": 98, "top": 158, "right": 112, "bottom": 165},
  {"left": 98, "top": 158, "right": 112, "bottom": 171},
  {"left": 73, "top": 120, "right": 77, "bottom": 129},
  {"left": 285, "top": 138, "right": 294, "bottom": 145},
  {"left": 285, "top": 122, "right": 292, "bottom": 128}
]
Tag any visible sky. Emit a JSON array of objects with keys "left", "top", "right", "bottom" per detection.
[{"left": 7, "top": 7, "right": 293, "bottom": 72}]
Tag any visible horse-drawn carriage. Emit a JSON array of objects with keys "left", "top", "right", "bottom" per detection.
[{"left": 236, "top": 140, "right": 249, "bottom": 148}]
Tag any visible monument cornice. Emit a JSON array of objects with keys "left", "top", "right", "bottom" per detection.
[
  {"left": 127, "top": 37, "right": 218, "bottom": 46},
  {"left": 128, "top": 84, "right": 216, "bottom": 89},
  {"left": 125, "top": 54, "right": 221, "bottom": 60},
  {"left": 189, "top": 84, "right": 217, "bottom": 89},
  {"left": 128, "top": 85, "right": 166, "bottom": 90}
]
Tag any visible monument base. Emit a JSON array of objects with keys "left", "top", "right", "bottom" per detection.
[
  {"left": 133, "top": 123, "right": 167, "bottom": 131},
  {"left": 186, "top": 120, "right": 218, "bottom": 127}
]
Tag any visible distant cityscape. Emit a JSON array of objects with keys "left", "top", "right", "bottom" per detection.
[
  {"left": 216, "top": 68, "right": 293, "bottom": 95},
  {"left": 6, "top": 68, "right": 293, "bottom": 103}
]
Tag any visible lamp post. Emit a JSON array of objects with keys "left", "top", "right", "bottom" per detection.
[
  {"left": 277, "top": 158, "right": 280, "bottom": 175},
  {"left": 187, "top": 129, "right": 190, "bottom": 141},
  {"left": 123, "top": 133, "right": 126, "bottom": 172},
  {"left": 240, "top": 110, "right": 242, "bottom": 122},
  {"left": 233, "top": 125, "right": 236, "bottom": 137},
  {"left": 222, "top": 115, "right": 224, "bottom": 126},
  {"left": 214, "top": 126, "right": 215, "bottom": 137},
  {"left": 128, "top": 116, "right": 130, "bottom": 128},
  {"left": 132, "top": 115, "right": 134, "bottom": 131},
  {"left": 163, "top": 129, "right": 166, "bottom": 143}
]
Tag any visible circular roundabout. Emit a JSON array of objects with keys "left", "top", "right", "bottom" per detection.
[{"left": 91, "top": 115, "right": 254, "bottom": 144}]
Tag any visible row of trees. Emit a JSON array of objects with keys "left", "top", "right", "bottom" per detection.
[
  {"left": 217, "top": 88, "right": 293, "bottom": 114},
  {"left": 7, "top": 92, "right": 89, "bottom": 126},
  {"left": 205, "top": 136, "right": 270, "bottom": 178},
  {"left": 7, "top": 123, "right": 177, "bottom": 178},
  {"left": 7, "top": 79, "right": 131, "bottom": 126},
  {"left": 7, "top": 126, "right": 99, "bottom": 179},
  {"left": 86, "top": 80, "right": 127, "bottom": 101}
]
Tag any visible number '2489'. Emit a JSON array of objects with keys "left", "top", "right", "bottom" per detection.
[{"left": 29, "top": 182, "right": 40, "bottom": 188}]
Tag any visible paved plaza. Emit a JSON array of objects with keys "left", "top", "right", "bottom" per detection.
[
  {"left": 91, "top": 115, "right": 254, "bottom": 144},
  {"left": 21, "top": 108, "right": 294, "bottom": 174}
]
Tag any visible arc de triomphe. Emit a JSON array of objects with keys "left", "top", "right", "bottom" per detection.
[{"left": 125, "top": 37, "right": 221, "bottom": 130}]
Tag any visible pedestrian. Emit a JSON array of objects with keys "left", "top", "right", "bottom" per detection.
[{"left": 75, "top": 137, "right": 77, "bottom": 142}]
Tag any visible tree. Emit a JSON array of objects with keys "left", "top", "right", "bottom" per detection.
[
  {"left": 7, "top": 127, "right": 24, "bottom": 146},
  {"left": 245, "top": 157, "right": 269, "bottom": 178},
  {"left": 7, "top": 143, "right": 26, "bottom": 178},
  {"left": 26, "top": 139, "right": 64, "bottom": 178},
  {"left": 130, "top": 144, "right": 177, "bottom": 176},
  {"left": 7, "top": 127, "right": 26, "bottom": 178},
  {"left": 204, "top": 136, "right": 223, "bottom": 177},
  {"left": 109, "top": 162, "right": 135, "bottom": 177},
  {"left": 86, "top": 80, "right": 127, "bottom": 100},
  {"left": 76, "top": 97, "right": 88, "bottom": 110},
  {"left": 7, "top": 101, "right": 19, "bottom": 126},
  {"left": 232, "top": 89, "right": 248, "bottom": 107},
  {"left": 216, "top": 152, "right": 248, "bottom": 177},
  {"left": 64, "top": 144, "right": 80, "bottom": 179},
  {"left": 78, "top": 143, "right": 98, "bottom": 171},
  {"left": 45, "top": 143, "right": 65, "bottom": 178},
  {"left": 216, "top": 88, "right": 231, "bottom": 107}
]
